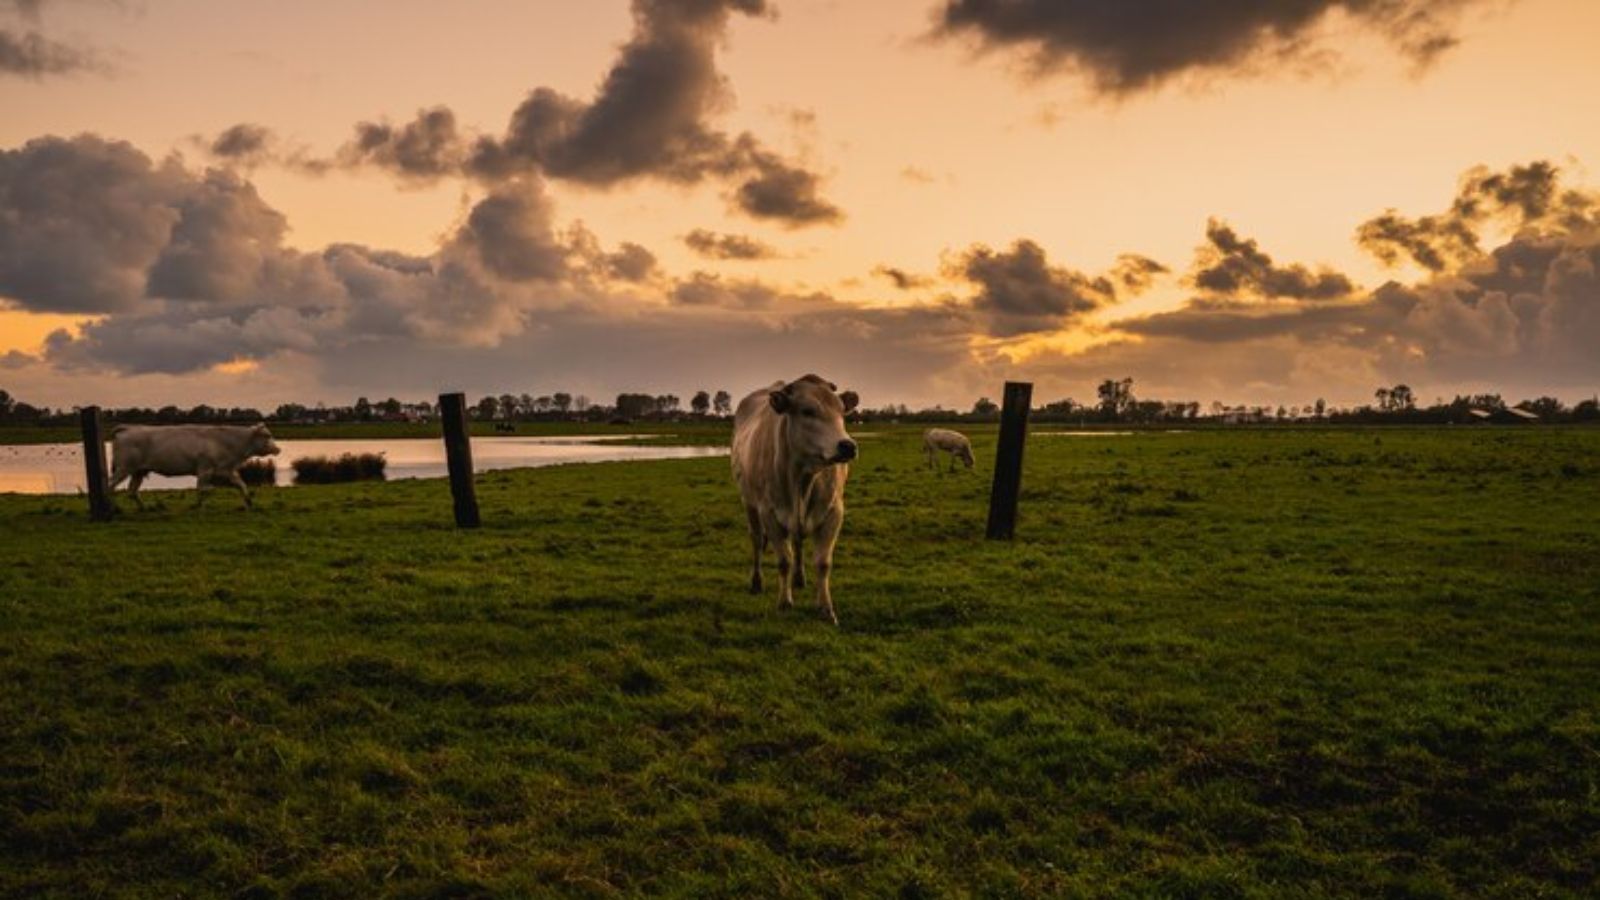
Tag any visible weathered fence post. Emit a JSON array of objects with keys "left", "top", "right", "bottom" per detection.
[
  {"left": 80, "top": 406, "right": 115, "bottom": 522},
  {"left": 985, "top": 381, "right": 1032, "bottom": 540},
  {"left": 438, "top": 392, "right": 480, "bottom": 528}
]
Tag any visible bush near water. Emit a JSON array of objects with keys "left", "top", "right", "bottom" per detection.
[{"left": 290, "top": 452, "right": 387, "bottom": 484}]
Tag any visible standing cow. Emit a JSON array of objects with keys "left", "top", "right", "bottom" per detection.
[
  {"left": 732, "top": 374, "right": 859, "bottom": 624},
  {"left": 924, "top": 428, "right": 975, "bottom": 472},
  {"left": 108, "top": 424, "right": 281, "bottom": 509}
]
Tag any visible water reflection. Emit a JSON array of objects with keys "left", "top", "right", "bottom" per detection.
[{"left": 0, "top": 436, "right": 727, "bottom": 495}]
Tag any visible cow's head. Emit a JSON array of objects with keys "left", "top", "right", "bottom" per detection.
[
  {"left": 769, "top": 374, "right": 859, "bottom": 468},
  {"left": 959, "top": 444, "right": 975, "bottom": 469},
  {"left": 251, "top": 424, "right": 281, "bottom": 457}
]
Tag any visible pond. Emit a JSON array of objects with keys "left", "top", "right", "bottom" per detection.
[{"left": 0, "top": 436, "right": 728, "bottom": 495}]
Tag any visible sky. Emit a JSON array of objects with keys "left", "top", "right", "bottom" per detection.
[{"left": 2, "top": 0, "right": 1599, "bottom": 411}]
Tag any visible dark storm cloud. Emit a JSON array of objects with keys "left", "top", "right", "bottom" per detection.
[
  {"left": 731, "top": 147, "right": 843, "bottom": 226},
  {"left": 949, "top": 239, "right": 1116, "bottom": 335},
  {"left": 16, "top": 128, "right": 1597, "bottom": 409},
  {"left": 339, "top": 107, "right": 466, "bottom": 183},
  {"left": 1108, "top": 162, "right": 1600, "bottom": 395},
  {"left": 461, "top": 0, "right": 839, "bottom": 226},
  {"left": 144, "top": 170, "right": 291, "bottom": 304},
  {"left": 933, "top": 0, "right": 1494, "bottom": 95},
  {"left": 1193, "top": 220, "right": 1354, "bottom": 300},
  {"left": 198, "top": 124, "right": 331, "bottom": 176},
  {"left": 683, "top": 228, "right": 777, "bottom": 260},
  {"left": 468, "top": 0, "right": 770, "bottom": 184},
  {"left": 0, "top": 135, "right": 187, "bottom": 313},
  {"left": 671, "top": 271, "right": 785, "bottom": 308},
  {"left": 1110, "top": 253, "right": 1167, "bottom": 294},
  {"left": 1, "top": 0, "right": 111, "bottom": 80},
  {"left": 45, "top": 305, "right": 328, "bottom": 375},
  {"left": 0, "top": 133, "right": 566, "bottom": 373},
  {"left": 602, "top": 242, "right": 659, "bottom": 282},
  {"left": 209, "top": 124, "right": 272, "bottom": 163},
  {"left": 0, "top": 27, "right": 100, "bottom": 77},
  {"left": 445, "top": 179, "right": 568, "bottom": 283},
  {"left": 198, "top": 1, "right": 839, "bottom": 225},
  {"left": 873, "top": 265, "right": 933, "bottom": 290},
  {"left": 1356, "top": 161, "right": 1593, "bottom": 271}
]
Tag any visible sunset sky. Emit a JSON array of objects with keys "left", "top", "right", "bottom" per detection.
[{"left": 3, "top": 0, "right": 1599, "bottom": 410}]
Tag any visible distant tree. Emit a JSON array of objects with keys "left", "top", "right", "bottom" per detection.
[
  {"left": 656, "top": 394, "right": 680, "bottom": 414},
  {"left": 379, "top": 397, "right": 402, "bottom": 418},
  {"left": 574, "top": 395, "right": 591, "bottom": 413},
  {"left": 1524, "top": 396, "right": 1565, "bottom": 418},
  {"left": 1391, "top": 384, "right": 1415, "bottom": 411},
  {"left": 10, "top": 400, "right": 43, "bottom": 422},
  {"left": 500, "top": 394, "right": 520, "bottom": 418},
  {"left": 972, "top": 397, "right": 998, "bottom": 416},
  {"left": 615, "top": 393, "right": 655, "bottom": 419},
  {"left": 1098, "top": 378, "right": 1134, "bottom": 418},
  {"left": 354, "top": 396, "right": 373, "bottom": 421},
  {"left": 0, "top": 389, "right": 12, "bottom": 420},
  {"left": 1314, "top": 398, "right": 1326, "bottom": 419},
  {"left": 691, "top": 390, "right": 711, "bottom": 415},
  {"left": 475, "top": 396, "right": 499, "bottom": 420},
  {"left": 1573, "top": 398, "right": 1600, "bottom": 422},
  {"left": 1374, "top": 387, "right": 1391, "bottom": 412},
  {"left": 713, "top": 390, "right": 733, "bottom": 416},
  {"left": 553, "top": 392, "right": 573, "bottom": 414}
]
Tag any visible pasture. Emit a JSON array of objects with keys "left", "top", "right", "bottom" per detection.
[{"left": 1, "top": 427, "right": 1597, "bottom": 897}]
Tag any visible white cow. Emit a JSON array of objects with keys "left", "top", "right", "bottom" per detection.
[
  {"left": 924, "top": 428, "right": 975, "bottom": 471},
  {"left": 732, "top": 374, "right": 859, "bottom": 624},
  {"left": 108, "top": 424, "right": 281, "bottom": 509}
]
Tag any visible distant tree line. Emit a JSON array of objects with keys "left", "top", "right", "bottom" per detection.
[
  {"left": 853, "top": 379, "right": 1600, "bottom": 425},
  {"left": 0, "top": 387, "right": 742, "bottom": 427},
  {"left": 3, "top": 381, "right": 1597, "bottom": 430}
]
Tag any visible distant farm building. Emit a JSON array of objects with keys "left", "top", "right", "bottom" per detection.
[{"left": 1468, "top": 407, "right": 1539, "bottom": 424}]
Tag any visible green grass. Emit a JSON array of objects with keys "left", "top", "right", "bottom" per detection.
[{"left": 2, "top": 427, "right": 1597, "bottom": 897}]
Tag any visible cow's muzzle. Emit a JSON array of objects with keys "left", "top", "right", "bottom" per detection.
[{"left": 831, "top": 439, "right": 858, "bottom": 463}]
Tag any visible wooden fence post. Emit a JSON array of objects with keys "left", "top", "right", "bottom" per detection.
[
  {"left": 438, "top": 392, "right": 480, "bottom": 528},
  {"left": 80, "top": 406, "right": 115, "bottom": 521},
  {"left": 985, "top": 381, "right": 1032, "bottom": 540}
]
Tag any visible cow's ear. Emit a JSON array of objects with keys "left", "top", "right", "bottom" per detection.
[
  {"left": 840, "top": 390, "right": 859, "bottom": 412},
  {"left": 768, "top": 389, "right": 791, "bottom": 414}
]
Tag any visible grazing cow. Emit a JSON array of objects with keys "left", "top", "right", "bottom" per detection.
[
  {"left": 108, "top": 424, "right": 281, "bottom": 509},
  {"left": 924, "top": 428, "right": 975, "bottom": 471},
  {"left": 732, "top": 374, "right": 859, "bottom": 624}
]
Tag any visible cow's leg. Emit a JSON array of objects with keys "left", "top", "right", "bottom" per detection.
[
  {"left": 745, "top": 505, "right": 764, "bottom": 595},
  {"left": 227, "top": 470, "right": 253, "bottom": 509},
  {"left": 126, "top": 472, "right": 146, "bottom": 510},
  {"left": 768, "top": 515, "right": 795, "bottom": 609},
  {"left": 811, "top": 507, "right": 844, "bottom": 626},
  {"left": 925, "top": 443, "right": 935, "bottom": 470},
  {"left": 193, "top": 467, "right": 212, "bottom": 507},
  {"left": 792, "top": 531, "right": 805, "bottom": 590},
  {"left": 949, "top": 453, "right": 957, "bottom": 473}
]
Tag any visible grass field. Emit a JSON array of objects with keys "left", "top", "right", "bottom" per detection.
[{"left": 2, "top": 427, "right": 1597, "bottom": 897}]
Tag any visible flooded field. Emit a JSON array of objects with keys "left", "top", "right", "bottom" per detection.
[{"left": 0, "top": 435, "right": 727, "bottom": 494}]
